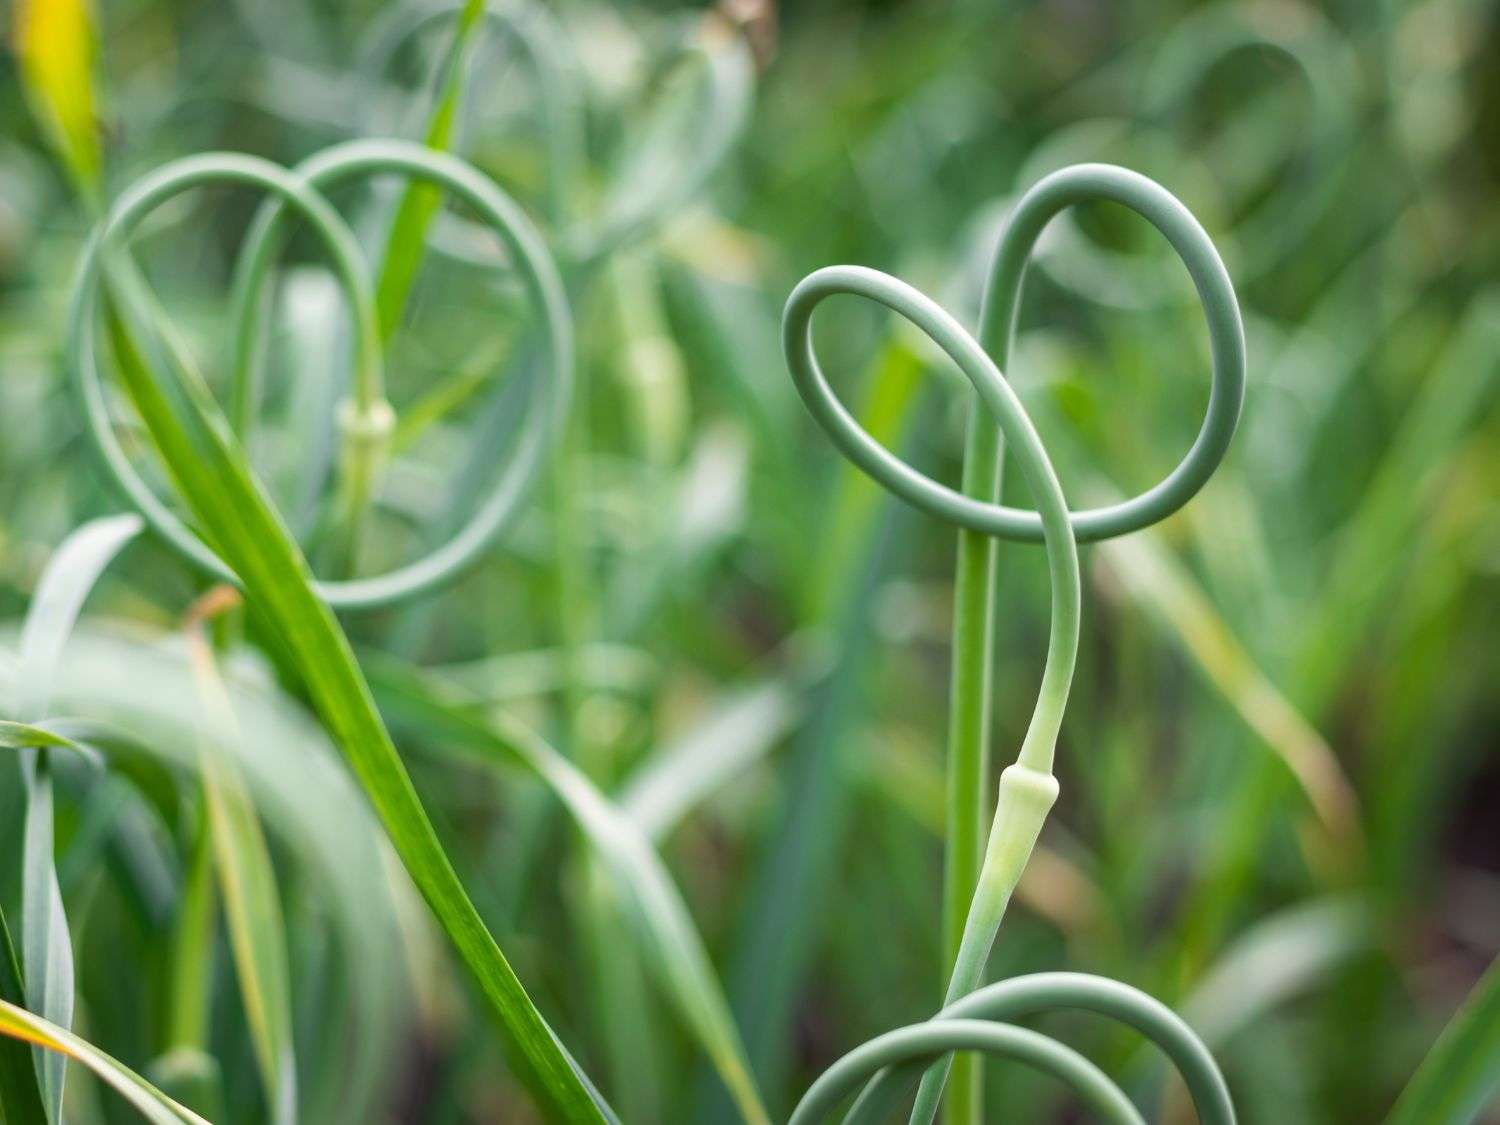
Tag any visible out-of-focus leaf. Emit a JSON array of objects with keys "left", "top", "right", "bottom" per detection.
[
  {"left": 187, "top": 625, "right": 297, "bottom": 1124},
  {"left": 1298, "top": 290, "right": 1500, "bottom": 704},
  {"left": 268, "top": 268, "right": 347, "bottom": 538},
  {"left": 15, "top": 516, "right": 143, "bottom": 719},
  {"left": 0, "top": 721, "right": 101, "bottom": 767},
  {"left": 0, "top": 905, "right": 47, "bottom": 1125},
  {"left": 0, "top": 998, "right": 211, "bottom": 1125},
  {"left": 100, "top": 279, "right": 607, "bottom": 1121},
  {"left": 1096, "top": 522, "right": 1359, "bottom": 849},
  {"left": 12, "top": 514, "right": 141, "bottom": 1121},
  {"left": 368, "top": 656, "right": 770, "bottom": 1125},
  {"left": 1181, "top": 896, "right": 1373, "bottom": 1045},
  {"left": 389, "top": 337, "right": 510, "bottom": 456},
  {"left": 621, "top": 676, "right": 802, "bottom": 840},
  {"left": 608, "top": 253, "right": 689, "bottom": 466},
  {"left": 0, "top": 624, "right": 408, "bottom": 1125},
  {"left": 12, "top": 0, "right": 102, "bottom": 197},
  {"left": 432, "top": 643, "right": 656, "bottom": 702},
  {"left": 1387, "top": 954, "right": 1500, "bottom": 1125},
  {"left": 374, "top": 0, "right": 486, "bottom": 338}
]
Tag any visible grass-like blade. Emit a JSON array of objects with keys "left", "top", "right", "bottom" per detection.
[
  {"left": 16, "top": 515, "right": 143, "bottom": 720},
  {"left": 98, "top": 276, "right": 607, "bottom": 1121},
  {"left": 13, "top": 514, "right": 142, "bottom": 1121},
  {"left": 0, "top": 999, "right": 211, "bottom": 1125},
  {"left": 12, "top": 0, "right": 101, "bottom": 201},
  {"left": 620, "top": 676, "right": 803, "bottom": 841},
  {"left": 1387, "top": 954, "right": 1500, "bottom": 1125},
  {"left": 0, "top": 623, "right": 411, "bottom": 1124},
  {"left": 374, "top": 0, "right": 486, "bottom": 339},
  {"left": 1181, "top": 896, "right": 1372, "bottom": 1046},
  {"left": 1096, "top": 523, "right": 1359, "bottom": 849},
  {"left": 0, "top": 906, "right": 48, "bottom": 1125},
  {"left": 0, "top": 722, "right": 102, "bottom": 767},
  {"left": 186, "top": 613, "right": 297, "bottom": 1124},
  {"left": 367, "top": 656, "right": 771, "bottom": 1125}
]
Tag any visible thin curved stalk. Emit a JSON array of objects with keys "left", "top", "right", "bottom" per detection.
[
  {"left": 784, "top": 263, "right": 1079, "bottom": 1122},
  {"left": 790, "top": 973, "right": 1233, "bottom": 1125},
  {"left": 74, "top": 142, "right": 572, "bottom": 611},
  {"left": 781, "top": 162, "right": 1245, "bottom": 1123}
]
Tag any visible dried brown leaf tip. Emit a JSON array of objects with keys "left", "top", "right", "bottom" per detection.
[{"left": 715, "top": 0, "right": 778, "bottom": 70}]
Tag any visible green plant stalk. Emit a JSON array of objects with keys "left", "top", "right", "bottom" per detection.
[
  {"left": 792, "top": 972, "right": 1233, "bottom": 1125},
  {"left": 939, "top": 166, "right": 1080, "bottom": 1124},
  {"left": 912, "top": 764, "right": 1060, "bottom": 1122},
  {"left": 940, "top": 405, "right": 1003, "bottom": 1125},
  {"left": 164, "top": 821, "right": 216, "bottom": 1054},
  {"left": 81, "top": 144, "right": 570, "bottom": 612},
  {"left": 781, "top": 165, "right": 1242, "bottom": 1122},
  {"left": 234, "top": 173, "right": 387, "bottom": 579},
  {"left": 311, "top": 0, "right": 482, "bottom": 573},
  {"left": 783, "top": 265, "right": 1083, "bottom": 1125}
]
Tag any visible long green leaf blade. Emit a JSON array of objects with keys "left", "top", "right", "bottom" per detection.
[
  {"left": 1387, "top": 955, "right": 1500, "bottom": 1125},
  {"left": 187, "top": 624, "right": 297, "bottom": 1124},
  {"left": 368, "top": 656, "right": 771, "bottom": 1125},
  {"left": 13, "top": 514, "right": 141, "bottom": 1121},
  {"left": 100, "top": 262, "right": 606, "bottom": 1121},
  {"left": 374, "top": 0, "right": 487, "bottom": 339}
]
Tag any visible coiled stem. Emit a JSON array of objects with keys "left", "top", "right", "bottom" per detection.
[
  {"left": 356, "top": 0, "right": 756, "bottom": 274},
  {"left": 782, "top": 163, "right": 1244, "bottom": 1123},
  {"left": 790, "top": 973, "right": 1233, "bottom": 1125},
  {"left": 67, "top": 139, "right": 571, "bottom": 610}
]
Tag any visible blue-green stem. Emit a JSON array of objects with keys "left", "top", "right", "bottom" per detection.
[
  {"left": 71, "top": 141, "right": 571, "bottom": 611},
  {"left": 935, "top": 162, "right": 1244, "bottom": 1123},
  {"left": 788, "top": 973, "right": 1233, "bottom": 1125},
  {"left": 784, "top": 163, "right": 1244, "bottom": 1122},
  {"left": 784, "top": 261, "right": 1080, "bottom": 1122},
  {"left": 941, "top": 387, "right": 1003, "bottom": 1125}
]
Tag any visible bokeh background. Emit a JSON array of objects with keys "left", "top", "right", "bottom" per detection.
[{"left": 1, "top": 0, "right": 1498, "bottom": 1122}]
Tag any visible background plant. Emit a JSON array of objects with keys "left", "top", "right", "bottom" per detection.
[{"left": 0, "top": 0, "right": 1497, "bottom": 1123}]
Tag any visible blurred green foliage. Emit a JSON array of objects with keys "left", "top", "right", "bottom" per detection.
[{"left": 0, "top": 0, "right": 1497, "bottom": 1122}]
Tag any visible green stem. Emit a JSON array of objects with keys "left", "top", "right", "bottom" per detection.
[
  {"left": 940, "top": 408, "right": 1003, "bottom": 1125},
  {"left": 165, "top": 818, "right": 217, "bottom": 1053},
  {"left": 782, "top": 165, "right": 1243, "bottom": 1122}
]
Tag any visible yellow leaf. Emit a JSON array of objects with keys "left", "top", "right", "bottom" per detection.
[
  {"left": 14, "top": 0, "right": 102, "bottom": 198},
  {"left": 0, "top": 999, "right": 211, "bottom": 1124}
]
